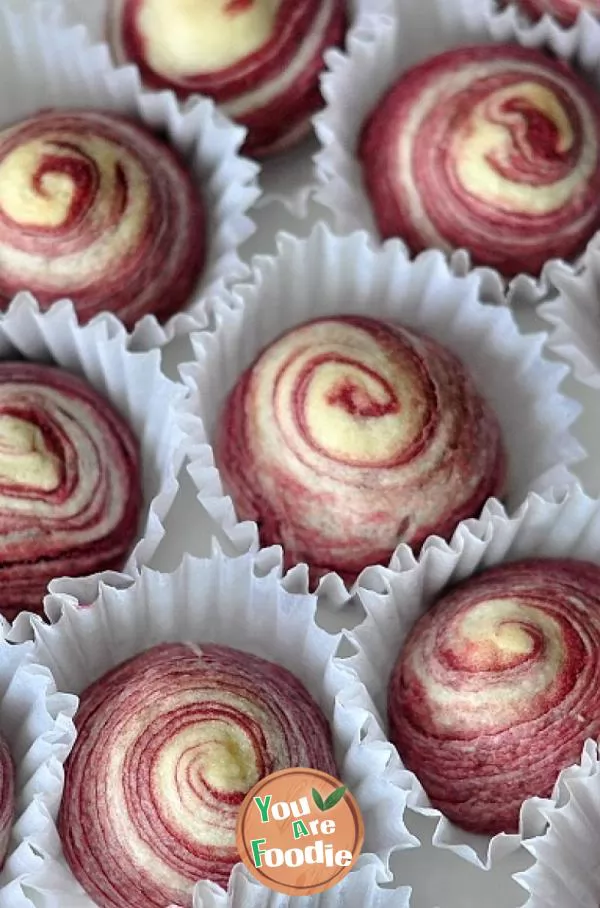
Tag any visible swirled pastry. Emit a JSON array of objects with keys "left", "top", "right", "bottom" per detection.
[
  {"left": 0, "top": 109, "right": 205, "bottom": 327},
  {"left": 0, "top": 363, "right": 141, "bottom": 619},
  {"left": 108, "top": 0, "right": 347, "bottom": 157},
  {"left": 0, "top": 733, "right": 14, "bottom": 868},
  {"left": 59, "top": 643, "right": 337, "bottom": 906},
  {"left": 216, "top": 316, "right": 506, "bottom": 583},
  {"left": 513, "top": 0, "right": 600, "bottom": 27},
  {"left": 359, "top": 45, "right": 600, "bottom": 278},
  {"left": 388, "top": 559, "right": 600, "bottom": 834}
]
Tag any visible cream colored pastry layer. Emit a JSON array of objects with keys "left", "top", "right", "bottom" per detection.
[
  {"left": 396, "top": 59, "right": 598, "bottom": 249},
  {"left": 138, "top": 0, "right": 282, "bottom": 76}
]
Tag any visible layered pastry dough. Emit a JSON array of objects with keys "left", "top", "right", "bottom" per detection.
[
  {"left": 108, "top": 0, "right": 347, "bottom": 157},
  {"left": 59, "top": 642, "right": 337, "bottom": 906},
  {"left": 0, "top": 363, "right": 141, "bottom": 618},
  {"left": 359, "top": 45, "right": 600, "bottom": 277},
  {"left": 0, "top": 109, "right": 205, "bottom": 327},
  {"left": 389, "top": 559, "right": 600, "bottom": 834},
  {"left": 216, "top": 316, "right": 505, "bottom": 583}
]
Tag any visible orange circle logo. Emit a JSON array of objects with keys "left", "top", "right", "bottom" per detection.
[{"left": 236, "top": 768, "right": 364, "bottom": 895}]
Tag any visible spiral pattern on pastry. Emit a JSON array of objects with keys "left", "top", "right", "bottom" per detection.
[
  {"left": 359, "top": 45, "right": 600, "bottom": 278},
  {"left": 216, "top": 316, "right": 505, "bottom": 583},
  {"left": 388, "top": 558, "right": 600, "bottom": 835},
  {"left": 514, "top": 0, "right": 600, "bottom": 27},
  {"left": 0, "top": 109, "right": 205, "bottom": 327},
  {"left": 59, "top": 643, "right": 337, "bottom": 907},
  {"left": 0, "top": 733, "right": 14, "bottom": 868},
  {"left": 108, "top": 0, "right": 347, "bottom": 157},
  {"left": 0, "top": 362, "right": 141, "bottom": 620}
]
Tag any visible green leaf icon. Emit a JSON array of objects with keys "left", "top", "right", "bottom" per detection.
[
  {"left": 312, "top": 788, "right": 326, "bottom": 811},
  {"left": 323, "top": 785, "right": 347, "bottom": 811}
]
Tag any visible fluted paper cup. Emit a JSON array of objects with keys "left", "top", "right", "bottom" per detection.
[
  {"left": 5, "top": 550, "right": 418, "bottom": 906},
  {"left": 314, "top": 0, "right": 600, "bottom": 306},
  {"left": 182, "top": 223, "right": 583, "bottom": 608},
  {"left": 492, "top": 0, "right": 600, "bottom": 33},
  {"left": 537, "top": 250, "right": 600, "bottom": 389},
  {"left": 0, "top": 293, "right": 202, "bottom": 621},
  {"left": 514, "top": 744, "right": 600, "bottom": 908},
  {"left": 193, "top": 857, "right": 408, "bottom": 908},
  {"left": 0, "top": 2, "right": 260, "bottom": 350},
  {"left": 342, "top": 484, "right": 600, "bottom": 872},
  {"left": 0, "top": 632, "right": 77, "bottom": 908},
  {"left": 47, "top": 0, "right": 393, "bottom": 218}
]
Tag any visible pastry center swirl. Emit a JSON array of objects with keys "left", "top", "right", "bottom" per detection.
[
  {"left": 265, "top": 321, "right": 435, "bottom": 472},
  {"left": 285, "top": 348, "right": 424, "bottom": 467},
  {"left": 0, "top": 140, "right": 99, "bottom": 229},
  {"left": 0, "top": 414, "right": 61, "bottom": 491},
  {"left": 0, "top": 133, "right": 146, "bottom": 248},
  {"left": 155, "top": 716, "right": 261, "bottom": 804},
  {"left": 0, "top": 109, "right": 205, "bottom": 329},
  {"left": 137, "top": 0, "right": 281, "bottom": 75},
  {"left": 451, "top": 81, "right": 583, "bottom": 215},
  {"left": 408, "top": 595, "right": 572, "bottom": 737}
]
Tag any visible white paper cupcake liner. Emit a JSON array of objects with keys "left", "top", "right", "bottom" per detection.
[
  {"left": 0, "top": 631, "right": 77, "bottom": 908},
  {"left": 45, "top": 0, "right": 393, "bottom": 219},
  {"left": 339, "top": 483, "right": 600, "bottom": 874},
  {"left": 0, "top": 2, "right": 260, "bottom": 351},
  {"left": 313, "top": 0, "right": 600, "bottom": 307},
  {"left": 181, "top": 223, "right": 583, "bottom": 608},
  {"left": 0, "top": 291, "right": 203, "bottom": 619},
  {"left": 4, "top": 549, "right": 422, "bottom": 906},
  {"left": 536, "top": 251, "right": 600, "bottom": 389},
  {"left": 514, "top": 743, "right": 600, "bottom": 908},
  {"left": 491, "top": 0, "right": 600, "bottom": 39},
  {"left": 193, "top": 857, "right": 408, "bottom": 908}
]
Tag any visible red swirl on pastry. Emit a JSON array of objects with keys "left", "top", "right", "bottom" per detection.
[
  {"left": 59, "top": 643, "right": 337, "bottom": 907},
  {"left": 514, "top": 0, "right": 600, "bottom": 27},
  {"left": 0, "top": 733, "right": 14, "bottom": 868},
  {"left": 108, "top": 0, "right": 347, "bottom": 157},
  {"left": 388, "top": 559, "right": 600, "bottom": 835},
  {"left": 215, "top": 316, "right": 505, "bottom": 584},
  {"left": 0, "top": 109, "right": 205, "bottom": 328},
  {"left": 0, "top": 363, "right": 141, "bottom": 620},
  {"left": 359, "top": 45, "right": 600, "bottom": 278}
]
